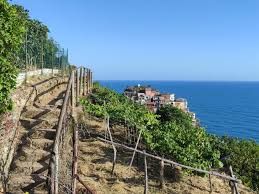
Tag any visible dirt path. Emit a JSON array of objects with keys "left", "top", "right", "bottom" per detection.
[{"left": 7, "top": 79, "right": 66, "bottom": 193}]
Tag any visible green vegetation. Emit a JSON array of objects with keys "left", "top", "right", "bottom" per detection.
[
  {"left": 81, "top": 84, "right": 221, "bottom": 170},
  {"left": 0, "top": 0, "right": 26, "bottom": 113},
  {"left": 81, "top": 83, "right": 259, "bottom": 191},
  {"left": 0, "top": 0, "right": 68, "bottom": 114},
  {"left": 210, "top": 136, "right": 259, "bottom": 190},
  {"left": 12, "top": 5, "right": 69, "bottom": 71},
  {"left": 148, "top": 105, "right": 222, "bottom": 169},
  {"left": 81, "top": 82, "right": 158, "bottom": 130}
]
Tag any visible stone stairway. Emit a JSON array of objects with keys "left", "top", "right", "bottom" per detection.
[{"left": 7, "top": 86, "right": 65, "bottom": 193}]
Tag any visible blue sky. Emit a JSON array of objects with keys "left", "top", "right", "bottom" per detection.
[{"left": 12, "top": 0, "right": 259, "bottom": 81}]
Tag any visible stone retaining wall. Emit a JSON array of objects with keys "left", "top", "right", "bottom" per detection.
[{"left": 17, "top": 68, "right": 59, "bottom": 87}]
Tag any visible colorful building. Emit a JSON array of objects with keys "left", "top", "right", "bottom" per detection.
[{"left": 123, "top": 84, "right": 196, "bottom": 121}]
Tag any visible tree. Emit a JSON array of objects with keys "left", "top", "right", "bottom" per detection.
[{"left": 157, "top": 105, "right": 192, "bottom": 126}]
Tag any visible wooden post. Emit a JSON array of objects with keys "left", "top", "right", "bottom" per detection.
[
  {"left": 128, "top": 126, "right": 132, "bottom": 145},
  {"left": 229, "top": 166, "right": 239, "bottom": 194},
  {"left": 160, "top": 157, "right": 165, "bottom": 189},
  {"left": 72, "top": 125, "right": 79, "bottom": 194},
  {"left": 71, "top": 71, "right": 75, "bottom": 115},
  {"left": 124, "top": 118, "right": 127, "bottom": 144},
  {"left": 51, "top": 72, "right": 74, "bottom": 194},
  {"left": 209, "top": 173, "right": 212, "bottom": 193},
  {"left": 76, "top": 68, "right": 79, "bottom": 105},
  {"left": 134, "top": 126, "right": 137, "bottom": 142},
  {"left": 54, "top": 145, "right": 59, "bottom": 194},
  {"left": 107, "top": 116, "right": 117, "bottom": 176},
  {"left": 136, "top": 152, "right": 139, "bottom": 167},
  {"left": 86, "top": 69, "right": 88, "bottom": 94},
  {"left": 88, "top": 68, "right": 90, "bottom": 94},
  {"left": 88, "top": 70, "right": 91, "bottom": 93},
  {"left": 91, "top": 70, "right": 93, "bottom": 90},
  {"left": 52, "top": 46, "right": 54, "bottom": 76},
  {"left": 129, "top": 130, "right": 142, "bottom": 167},
  {"left": 88, "top": 69, "right": 92, "bottom": 93},
  {"left": 104, "top": 115, "right": 108, "bottom": 140},
  {"left": 143, "top": 150, "right": 148, "bottom": 194},
  {"left": 41, "top": 40, "right": 44, "bottom": 75},
  {"left": 79, "top": 67, "right": 83, "bottom": 96},
  {"left": 208, "top": 165, "right": 212, "bottom": 193},
  {"left": 89, "top": 70, "right": 93, "bottom": 93},
  {"left": 83, "top": 68, "right": 86, "bottom": 95},
  {"left": 25, "top": 30, "right": 28, "bottom": 83}
]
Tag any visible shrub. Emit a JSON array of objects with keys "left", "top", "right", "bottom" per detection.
[
  {"left": 148, "top": 105, "right": 222, "bottom": 170},
  {"left": 211, "top": 136, "right": 259, "bottom": 191}
]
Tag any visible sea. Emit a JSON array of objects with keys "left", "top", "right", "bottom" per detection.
[{"left": 99, "top": 80, "right": 259, "bottom": 142}]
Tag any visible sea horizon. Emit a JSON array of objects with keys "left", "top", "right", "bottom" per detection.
[{"left": 98, "top": 79, "right": 259, "bottom": 82}]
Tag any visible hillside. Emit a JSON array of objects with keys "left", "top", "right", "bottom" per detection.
[{"left": 76, "top": 115, "right": 255, "bottom": 194}]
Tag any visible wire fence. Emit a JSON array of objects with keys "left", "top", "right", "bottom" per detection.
[
  {"left": 49, "top": 67, "right": 94, "bottom": 194},
  {"left": 16, "top": 34, "right": 71, "bottom": 84}
]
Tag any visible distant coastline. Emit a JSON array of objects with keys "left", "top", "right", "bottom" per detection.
[
  {"left": 98, "top": 79, "right": 259, "bottom": 82},
  {"left": 99, "top": 80, "right": 259, "bottom": 142}
]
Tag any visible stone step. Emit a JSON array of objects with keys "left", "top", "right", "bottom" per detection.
[
  {"left": 8, "top": 174, "right": 46, "bottom": 185},
  {"left": 22, "top": 106, "right": 61, "bottom": 121},
  {"left": 30, "top": 128, "right": 56, "bottom": 140},
  {"left": 37, "top": 128, "right": 57, "bottom": 132},
  {"left": 12, "top": 160, "right": 49, "bottom": 175},
  {"left": 20, "top": 117, "right": 58, "bottom": 132},
  {"left": 7, "top": 174, "right": 47, "bottom": 194},
  {"left": 34, "top": 104, "right": 62, "bottom": 110},
  {"left": 28, "top": 138, "right": 54, "bottom": 151},
  {"left": 18, "top": 148, "right": 51, "bottom": 162}
]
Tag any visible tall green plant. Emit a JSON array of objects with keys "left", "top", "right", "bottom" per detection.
[
  {"left": 210, "top": 136, "right": 259, "bottom": 191},
  {"left": 0, "top": 0, "right": 26, "bottom": 113}
]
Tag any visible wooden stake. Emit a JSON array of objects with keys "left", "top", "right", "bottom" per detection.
[
  {"left": 87, "top": 68, "right": 90, "bottom": 94},
  {"left": 72, "top": 125, "right": 78, "bottom": 194},
  {"left": 91, "top": 70, "right": 93, "bottom": 92},
  {"left": 76, "top": 69, "right": 79, "bottom": 105},
  {"left": 71, "top": 71, "right": 75, "bottom": 115},
  {"left": 107, "top": 116, "right": 117, "bottom": 176},
  {"left": 160, "top": 156, "right": 165, "bottom": 189},
  {"left": 83, "top": 68, "right": 86, "bottom": 95},
  {"left": 143, "top": 150, "right": 148, "bottom": 194},
  {"left": 89, "top": 70, "right": 92, "bottom": 93},
  {"left": 79, "top": 67, "right": 83, "bottom": 95},
  {"left": 104, "top": 116, "right": 108, "bottom": 140},
  {"left": 209, "top": 173, "right": 212, "bottom": 193},
  {"left": 129, "top": 130, "right": 142, "bottom": 167},
  {"left": 229, "top": 166, "right": 239, "bottom": 194}
]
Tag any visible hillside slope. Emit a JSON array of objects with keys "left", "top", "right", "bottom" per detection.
[{"left": 77, "top": 116, "right": 255, "bottom": 194}]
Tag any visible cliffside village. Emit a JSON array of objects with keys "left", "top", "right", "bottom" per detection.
[{"left": 124, "top": 84, "right": 196, "bottom": 121}]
